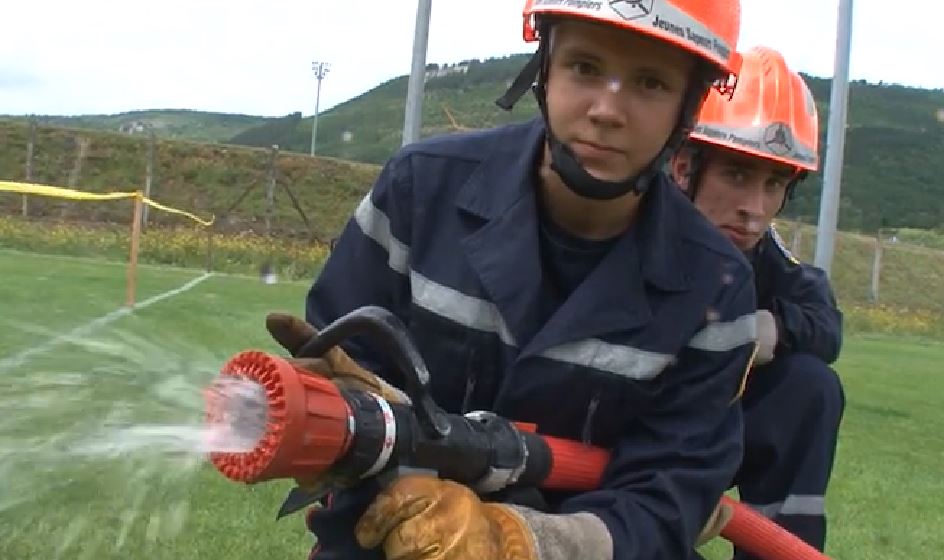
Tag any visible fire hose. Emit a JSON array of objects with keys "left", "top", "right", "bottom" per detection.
[{"left": 204, "top": 305, "right": 830, "bottom": 560}]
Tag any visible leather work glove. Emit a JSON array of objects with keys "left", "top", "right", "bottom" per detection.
[
  {"left": 355, "top": 474, "right": 613, "bottom": 560},
  {"left": 754, "top": 309, "right": 779, "bottom": 366},
  {"left": 265, "top": 312, "right": 410, "bottom": 405},
  {"left": 695, "top": 500, "right": 734, "bottom": 547}
]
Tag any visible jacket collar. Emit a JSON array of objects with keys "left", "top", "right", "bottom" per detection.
[{"left": 455, "top": 117, "right": 545, "bottom": 221}]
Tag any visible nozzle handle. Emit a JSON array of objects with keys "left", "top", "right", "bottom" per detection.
[{"left": 295, "top": 305, "right": 451, "bottom": 439}]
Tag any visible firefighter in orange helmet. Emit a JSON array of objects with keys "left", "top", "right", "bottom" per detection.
[{"left": 670, "top": 46, "right": 845, "bottom": 558}]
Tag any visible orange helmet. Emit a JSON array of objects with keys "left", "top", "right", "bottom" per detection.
[
  {"left": 689, "top": 46, "right": 819, "bottom": 172},
  {"left": 521, "top": 0, "right": 742, "bottom": 91}
]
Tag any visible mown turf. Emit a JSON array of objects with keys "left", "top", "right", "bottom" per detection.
[{"left": 1, "top": 251, "right": 940, "bottom": 559}]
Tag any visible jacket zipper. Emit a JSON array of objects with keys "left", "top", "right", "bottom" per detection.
[
  {"left": 460, "top": 348, "right": 479, "bottom": 414},
  {"left": 581, "top": 391, "right": 601, "bottom": 444}
]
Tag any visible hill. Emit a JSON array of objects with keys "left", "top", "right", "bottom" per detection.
[
  {"left": 2, "top": 54, "right": 943, "bottom": 235},
  {"left": 0, "top": 110, "right": 276, "bottom": 144},
  {"left": 230, "top": 54, "right": 944, "bottom": 233},
  {"left": 0, "top": 119, "right": 380, "bottom": 241}
]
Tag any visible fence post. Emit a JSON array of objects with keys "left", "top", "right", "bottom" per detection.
[
  {"left": 265, "top": 144, "right": 279, "bottom": 235},
  {"left": 143, "top": 128, "right": 156, "bottom": 227},
  {"left": 126, "top": 193, "right": 144, "bottom": 308},
  {"left": 869, "top": 230, "right": 883, "bottom": 303},
  {"left": 23, "top": 120, "right": 37, "bottom": 217}
]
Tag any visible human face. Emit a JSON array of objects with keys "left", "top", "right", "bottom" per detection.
[
  {"left": 544, "top": 20, "right": 694, "bottom": 183},
  {"left": 678, "top": 146, "right": 797, "bottom": 251}
]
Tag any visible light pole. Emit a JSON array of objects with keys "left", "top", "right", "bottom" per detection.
[
  {"left": 310, "top": 61, "right": 331, "bottom": 156},
  {"left": 402, "top": 0, "right": 432, "bottom": 146},
  {"left": 814, "top": 0, "right": 855, "bottom": 277}
]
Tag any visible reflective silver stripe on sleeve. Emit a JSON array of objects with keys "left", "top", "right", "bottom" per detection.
[
  {"left": 688, "top": 313, "right": 757, "bottom": 352},
  {"left": 749, "top": 495, "right": 826, "bottom": 518},
  {"left": 541, "top": 338, "right": 674, "bottom": 381},
  {"left": 354, "top": 193, "right": 409, "bottom": 275},
  {"left": 410, "top": 271, "right": 517, "bottom": 347}
]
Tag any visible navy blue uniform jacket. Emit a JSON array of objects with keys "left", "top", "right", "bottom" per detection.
[
  {"left": 750, "top": 228, "right": 843, "bottom": 364},
  {"left": 304, "top": 118, "right": 758, "bottom": 559}
]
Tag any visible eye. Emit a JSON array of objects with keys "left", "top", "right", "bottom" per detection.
[
  {"left": 569, "top": 60, "right": 601, "bottom": 77},
  {"left": 723, "top": 167, "right": 748, "bottom": 184},
  {"left": 765, "top": 177, "right": 788, "bottom": 194},
  {"left": 636, "top": 75, "right": 669, "bottom": 91}
]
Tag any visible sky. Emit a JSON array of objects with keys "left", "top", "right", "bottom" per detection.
[{"left": 1, "top": 0, "right": 940, "bottom": 118}]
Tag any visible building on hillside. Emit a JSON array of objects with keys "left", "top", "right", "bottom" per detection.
[
  {"left": 424, "top": 61, "right": 471, "bottom": 82},
  {"left": 118, "top": 120, "right": 152, "bottom": 135}
]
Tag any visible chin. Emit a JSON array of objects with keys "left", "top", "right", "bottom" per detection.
[
  {"left": 739, "top": 238, "right": 762, "bottom": 252},
  {"left": 583, "top": 166, "right": 633, "bottom": 184}
]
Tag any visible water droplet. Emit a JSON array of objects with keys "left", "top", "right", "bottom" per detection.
[
  {"left": 164, "top": 500, "right": 190, "bottom": 538},
  {"left": 145, "top": 513, "right": 161, "bottom": 543}
]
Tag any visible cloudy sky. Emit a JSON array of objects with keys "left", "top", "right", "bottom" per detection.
[{"left": 1, "top": 0, "right": 940, "bottom": 117}]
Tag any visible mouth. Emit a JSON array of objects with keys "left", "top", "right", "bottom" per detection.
[
  {"left": 721, "top": 226, "right": 756, "bottom": 247},
  {"left": 570, "top": 140, "right": 624, "bottom": 163},
  {"left": 573, "top": 140, "right": 622, "bottom": 154}
]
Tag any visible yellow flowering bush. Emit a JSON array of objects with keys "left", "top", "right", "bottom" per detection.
[
  {"left": 843, "top": 304, "right": 944, "bottom": 338},
  {"left": 3, "top": 215, "right": 943, "bottom": 338},
  {"left": 0, "top": 216, "right": 329, "bottom": 280}
]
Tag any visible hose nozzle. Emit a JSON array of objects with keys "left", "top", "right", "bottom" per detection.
[{"left": 205, "top": 351, "right": 354, "bottom": 485}]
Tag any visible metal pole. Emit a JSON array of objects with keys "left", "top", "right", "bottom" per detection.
[
  {"left": 402, "top": 0, "right": 432, "bottom": 147},
  {"left": 310, "top": 61, "right": 330, "bottom": 156},
  {"left": 814, "top": 0, "right": 855, "bottom": 276}
]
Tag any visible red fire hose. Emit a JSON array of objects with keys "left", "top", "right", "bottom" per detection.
[{"left": 205, "top": 306, "right": 830, "bottom": 560}]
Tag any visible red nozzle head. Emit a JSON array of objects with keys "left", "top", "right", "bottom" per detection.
[{"left": 205, "top": 351, "right": 354, "bottom": 485}]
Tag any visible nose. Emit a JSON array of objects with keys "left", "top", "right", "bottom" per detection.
[
  {"left": 586, "top": 77, "right": 627, "bottom": 128},
  {"left": 737, "top": 186, "right": 766, "bottom": 219}
]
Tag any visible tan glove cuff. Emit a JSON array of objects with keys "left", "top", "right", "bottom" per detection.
[
  {"left": 696, "top": 501, "right": 734, "bottom": 547},
  {"left": 495, "top": 505, "right": 613, "bottom": 560},
  {"left": 319, "top": 346, "right": 411, "bottom": 405},
  {"left": 754, "top": 309, "right": 779, "bottom": 365}
]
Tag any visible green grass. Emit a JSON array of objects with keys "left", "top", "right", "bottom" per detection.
[
  {"left": 0, "top": 249, "right": 203, "bottom": 355},
  {"left": 0, "top": 251, "right": 313, "bottom": 560},
  {"left": 1, "top": 251, "right": 942, "bottom": 559},
  {"left": 699, "top": 334, "right": 944, "bottom": 560}
]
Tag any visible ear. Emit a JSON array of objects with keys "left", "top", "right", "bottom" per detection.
[{"left": 669, "top": 149, "right": 693, "bottom": 192}]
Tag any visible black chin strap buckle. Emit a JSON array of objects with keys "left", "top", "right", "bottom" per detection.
[{"left": 495, "top": 46, "right": 545, "bottom": 111}]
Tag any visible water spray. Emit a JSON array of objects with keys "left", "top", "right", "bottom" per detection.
[{"left": 204, "top": 306, "right": 830, "bottom": 560}]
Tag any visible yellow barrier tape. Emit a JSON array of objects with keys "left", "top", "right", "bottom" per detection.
[
  {"left": 0, "top": 180, "right": 135, "bottom": 201},
  {"left": 0, "top": 181, "right": 215, "bottom": 227},
  {"left": 140, "top": 196, "right": 215, "bottom": 227}
]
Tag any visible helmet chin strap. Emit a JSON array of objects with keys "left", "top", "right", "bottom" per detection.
[
  {"left": 496, "top": 28, "right": 711, "bottom": 201},
  {"left": 537, "top": 80, "right": 689, "bottom": 200}
]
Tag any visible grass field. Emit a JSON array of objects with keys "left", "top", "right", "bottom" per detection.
[{"left": 1, "top": 249, "right": 941, "bottom": 559}]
